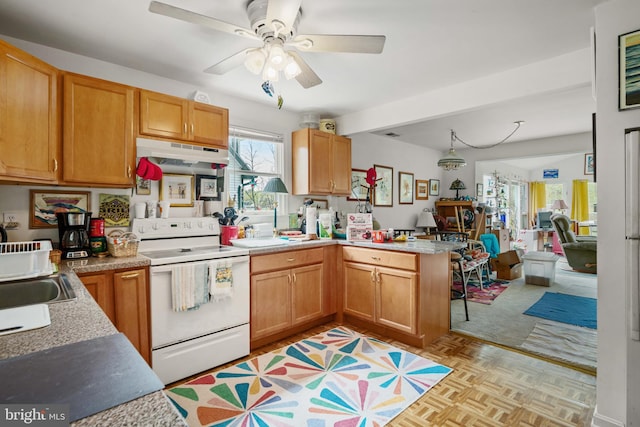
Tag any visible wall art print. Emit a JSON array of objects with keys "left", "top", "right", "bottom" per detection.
[{"left": 30, "top": 190, "right": 90, "bottom": 229}]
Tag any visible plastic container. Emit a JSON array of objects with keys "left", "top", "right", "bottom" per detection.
[
  {"left": 522, "top": 251, "right": 559, "bottom": 286},
  {"left": 0, "top": 241, "right": 53, "bottom": 281}
]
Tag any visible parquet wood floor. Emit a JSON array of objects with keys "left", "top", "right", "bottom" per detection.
[{"left": 171, "top": 322, "right": 596, "bottom": 426}]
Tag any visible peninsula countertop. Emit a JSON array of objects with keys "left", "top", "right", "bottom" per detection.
[{"left": 0, "top": 256, "right": 185, "bottom": 427}]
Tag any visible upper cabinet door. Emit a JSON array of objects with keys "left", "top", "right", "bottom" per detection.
[
  {"left": 139, "top": 90, "right": 229, "bottom": 149},
  {"left": 0, "top": 40, "right": 59, "bottom": 183},
  {"left": 139, "top": 90, "right": 188, "bottom": 140},
  {"left": 63, "top": 73, "right": 135, "bottom": 187},
  {"left": 308, "top": 130, "right": 334, "bottom": 194},
  {"left": 190, "top": 102, "right": 228, "bottom": 148},
  {"left": 331, "top": 134, "right": 352, "bottom": 196}
]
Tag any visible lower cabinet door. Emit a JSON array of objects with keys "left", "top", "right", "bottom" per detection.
[
  {"left": 113, "top": 268, "right": 150, "bottom": 364},
  {"left": 79, "top": 272, "right": 115, "bottom": 324},
  {"left": 251, "top": 269, "right": 292, "bottom": 339},
  {"left": 375, "top": 266, "right": 418, "bottom": 334},
  {"left": 291, "top": 264, "right": 323, "bottom": 325},
  {"left": 343, "top": 262, "right": 375, "bottom": 322}
]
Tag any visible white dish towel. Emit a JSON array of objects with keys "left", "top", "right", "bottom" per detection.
[
  {"left": 171, "top": 263, "right": 209, "bottom": 312},
  {"left": 209, "top": 261, "right": 233, "bottom": 302}
]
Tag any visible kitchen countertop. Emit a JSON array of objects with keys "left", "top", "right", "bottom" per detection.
[
  {"left": 240, "top": 237, "right": 465, "bottom": 255},
  {"left": 0, "top": 255, "right": 185, "bottom": 426}
]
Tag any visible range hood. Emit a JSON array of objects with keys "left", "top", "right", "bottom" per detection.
[{"left": 136, "top": 138, "right": 229, "bottom": 166}]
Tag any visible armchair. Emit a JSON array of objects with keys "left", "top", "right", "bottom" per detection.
[{"left": 550, "top": 213, "right": 597, "bottom": 273}]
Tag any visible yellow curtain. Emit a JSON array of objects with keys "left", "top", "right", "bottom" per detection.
[
  {"left": 528, "top": 182, "right": 547, "bottom": 228},
  {"left": 572, "top": 179, "right": 590, "bottom": 235}
]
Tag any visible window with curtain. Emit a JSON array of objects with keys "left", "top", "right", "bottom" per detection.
[
  {"left": 227, "top": 126, "right": 285, "bottom": 214},
  {"left": 545, "top": 183, "right": 564, "bottom": 208}
]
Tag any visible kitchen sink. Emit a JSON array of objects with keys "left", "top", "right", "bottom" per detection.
[{"left": 0, "top": 274, "right": 77, "bottom": 310}]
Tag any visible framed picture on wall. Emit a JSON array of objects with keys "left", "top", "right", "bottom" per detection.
[
  {"left": 429, "top": 179, "right": 440, "bottom": 196},
  {"left": 373, "top": 164, "right": 393, "bottom": 207},
  {"left": 584, "top": 153, "right": 595, "bottom": 175},
  {"left": 30, "top": 190, "right": 90, "bottom": 229},
  {"left": 195, "top": 174, "right": 222, "bottom": 201},
  {"left": 619, "top": 28, "right": 640, "bottom": 110},
  {"left": 476, "top": 183, "right": 483, "bottom": 197},
  {"left": 399, "top": 171, "right": 414, "bottom": 204},
  {"left": 161, "top": 173, "right": 195, "bottom": 207},
  {"left": 348, "top": 168, "right": 369, "bottom": 201},
  {"left": 415, "top": 179, "right": 429, "bottom": 200}
]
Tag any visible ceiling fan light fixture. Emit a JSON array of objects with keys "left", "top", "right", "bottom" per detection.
[
  {"left": 284, "top": 54, "right": 301, "bottom": 79},
  {"left": 244, "top": 48, "right": 266, "bottom": 75},
  {"left": 268, "top": 43, "right": 287, "bottom": 70},
  {"left": 262, "top": 63, "right": 279, "bottom": 82}
]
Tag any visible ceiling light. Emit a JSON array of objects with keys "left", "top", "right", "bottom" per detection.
[
  {"left": 268, "top": 42, "right": 287, "bottom": 70},
  {"left": 283, "top": 55, "right": 301, "bottom": 79},
  {"left": 262, "top": 63, "right": 279, "bottom": 82},
  {"left": 437, "top": 130, "right": 467, "bottom": 171},
  {"left": 244, "top": 48, "right": 266, "bottom": 75},
  {"left": 437, "top": 121, "right": 524, "bottom": 171}
]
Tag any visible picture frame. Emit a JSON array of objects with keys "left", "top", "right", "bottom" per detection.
[
  {"left": 30, "top": 190, "right": 90, "bottom": 229},
  {"left": 543, "top": 169, "right": 559, "bottom": 179},
  {"left": 348, "top": 168, "right": 369, "bottom": 201},
  {"left": 135, "top": 176, "right": 151, "bottom": 196},
  {"left": 584, "top": 153, "right": 595, "bottom": 175},
  {"left": 415, "top": 179, "right": 429, "bottom": 200},
  {"left": 373, "top": 164, "right": 393, "bottom": 207},
  {"left": 476, "top": 183, "right": 483, "bottom": 197},
  {"left": 429, "top": 179, "right": 440, "bottom": 196},
  {"left": 195, "top": 174, "right": 222, "bottom": 201},
  {"left": 160, "top": 173, "right": 195, "bottom": 207},
  {"left": 398, "top": 171, "right": 414, "bottom": 204},
  {"left": 619, "top": 28, "right": 640, "bottom": 110}
]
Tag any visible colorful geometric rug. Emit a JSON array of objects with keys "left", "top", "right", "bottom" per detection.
[
  {"left": 452, "top": 280, "right": 509, "bottom": 304},
  {"left": 166, "top": 326, "right": 453, "bottom": 426},
  {"left": 523, "top": 292, "right": 597, "bottom": 329}
]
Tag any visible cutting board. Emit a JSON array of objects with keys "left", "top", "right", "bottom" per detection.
[
  {"left": 0, "top": 333, "right": 164, "bottom": 422},
  {"left": 0, "top": 304, "right": 50, "bottom": 336}
]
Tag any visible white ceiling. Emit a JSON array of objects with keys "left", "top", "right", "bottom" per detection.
[{"left": 0, "top": 0, "right": 604, "bottom": 150}]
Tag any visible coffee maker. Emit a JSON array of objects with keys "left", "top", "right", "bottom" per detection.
[{"left": 57, "top": 212, "right": 92, "bottom": 259}]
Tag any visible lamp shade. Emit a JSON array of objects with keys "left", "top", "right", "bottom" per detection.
[
  {"left": 551, "top": 199, "right": 569, "bottom": 210},
  {"left": 264, "top": 177, "right": 288, "bottom": 193},
  {"left": 449, "top": 179, "right": 466, "bottom": 190},
  {"left": 437, "top": 148, "right": 467, "bottom": 171},
  {"left": 416, "top": 211, "right": 437, "bottom": 228}
]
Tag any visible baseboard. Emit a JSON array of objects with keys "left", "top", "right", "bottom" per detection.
[{"left": 592, "top": 406, "right": 625, "bottom": 427}]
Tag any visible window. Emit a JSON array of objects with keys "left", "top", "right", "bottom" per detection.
[
  {"left": 588, "top": 182, "right": 597, "bottom": 221},
  {"left": 227, "top": 126, "right": 285, "bottom": 214},
  {"left": 545, "top": 183, "right": 564, "bottom": 208}
]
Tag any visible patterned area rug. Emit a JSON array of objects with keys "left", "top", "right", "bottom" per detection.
[
  {"left": 167, "top": 326, "right": 453, "bottom": 426},
  {"left": 452, "top": 280, "right": 509, "bottom": 304}
]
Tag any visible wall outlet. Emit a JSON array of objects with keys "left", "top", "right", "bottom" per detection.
[{"left": 3, "top": 212, "right": 18, "bottom": 224}]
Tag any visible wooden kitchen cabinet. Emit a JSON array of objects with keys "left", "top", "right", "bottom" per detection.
[
  {"left": 292, "top": 128, "right": 352, "bottom": 196},
  {"left": 0, "top": 39, "right": 59, "bottom": 183},
  {"left": 250, "top": 247, "right": 333, "bottom": 348},
  {"left": 78, "top": 266, "right": 150, "bottom": 364},
  {"left": 343, "top": 248, "right": 418, "bottom": 334},
  {"left": 341, "top": 246, "right": 449, "bottom": 348},
  {"left": 62, "top": 73, "right": 135, "bottom": 187},
  {"left": 139, "top": 90, "right": 229, "bottom": 148}
]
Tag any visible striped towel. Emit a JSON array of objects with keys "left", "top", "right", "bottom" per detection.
[
  {"left": 209, "top": 261, "right": 233, "bottom": 302},
  {"left": 171, "top": 263, "right": 209, "bottom": 311}
]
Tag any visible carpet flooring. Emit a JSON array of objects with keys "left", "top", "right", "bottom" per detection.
[
  {"left": 524, "top": 292, "right": 597, "bottom": 329},
  {"left": 166, "top": 326, "right": 452, "bottom": 426},
  {"left": 450, "top": 256, "right": 597, "bottom": 371}
]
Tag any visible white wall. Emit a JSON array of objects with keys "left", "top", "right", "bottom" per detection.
[
  {"left": 594, "top": 1, "right": 640, "bottom": 426},
  {"left": 332, "top": 133, "right": 444, "bottom": 231}
]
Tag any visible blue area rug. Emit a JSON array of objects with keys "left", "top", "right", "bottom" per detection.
[{"left": 524, "top": 292, "right": 597, "bottom": 329}]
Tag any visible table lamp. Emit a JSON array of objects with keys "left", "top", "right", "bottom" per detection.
[
  {"left": 416, "top": 210, "right": 437, "bottom": 235},
  {"left": 449, "top": 179, "right": 466, "bottom": 199},
  {"left": 264, "top": 177, "right": 289, "bottom": 231},
  {"left": 551, "top": 199, "right": 569, "bottom": 214}
]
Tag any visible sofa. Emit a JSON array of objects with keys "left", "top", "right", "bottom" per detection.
[{"left": 550, "top": 213, "right": 597, "bottom": 274}]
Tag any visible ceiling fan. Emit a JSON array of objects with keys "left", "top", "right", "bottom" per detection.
[{"left": 148, "top": 0, "right": 386, "bottom": 89}]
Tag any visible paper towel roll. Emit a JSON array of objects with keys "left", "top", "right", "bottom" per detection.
[{"left": 306, "top": 207, "right": 317, "bottom": 237}]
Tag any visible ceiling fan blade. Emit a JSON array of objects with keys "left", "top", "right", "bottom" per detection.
[
  {"left": 204, "top": 49, "right": 252, "bottom": 75},
  {"left": 266, "top": 0, "right": 301, "bottom": 35},
  {"left": 288, "top": 51, "right": 322, "bottom": 89},
  {"left": 149, "top": 1, "right": 259, "bottom": 40},
  {"left": 291, "top": 34, "right": 386, "bottom": 53}
]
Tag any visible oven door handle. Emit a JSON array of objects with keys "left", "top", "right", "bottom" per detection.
[{"left": 150, "top": 257, "right": 249, "bottom": 274}]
